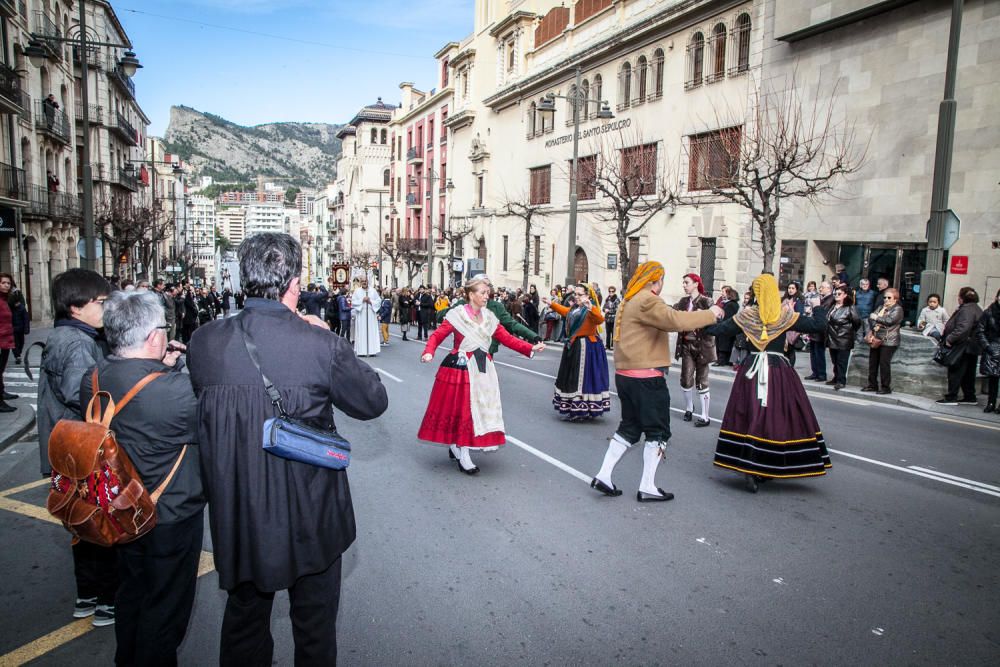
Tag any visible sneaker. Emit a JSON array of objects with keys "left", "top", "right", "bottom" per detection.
[
  {"left": 73, "top": 597, "right": 97, "bottom": 618},
  {"left": 957, "top": 398, "right": 979, "bottom": 405},
  {"left": 860, "top": 386, "right": 877, "bottom": 392},
  {"left": 92, "top": 604, "right": 115, "bottom": 627},
  {"left": 936, "top": 398, "right": 958, "bottom": 406}
]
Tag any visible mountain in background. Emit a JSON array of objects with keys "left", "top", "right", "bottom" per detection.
[{"left": 163, "top": 105, "right": 344, "bottom": 188}]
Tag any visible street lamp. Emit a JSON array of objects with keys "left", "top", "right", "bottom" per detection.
[
  {"left": 537, "top": 66, "right": 614, "bottom": 286},
  {"left": 25, "top": 4, "right": 142, "bottom": 273}
]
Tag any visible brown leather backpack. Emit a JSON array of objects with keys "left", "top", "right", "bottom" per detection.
[{"left": 46, "top": 370, "right": 187, "bottom": 547}]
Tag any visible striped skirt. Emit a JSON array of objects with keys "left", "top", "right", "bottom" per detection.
[{"left": 714, "top": 355, "right": 831, "bottom": 479}]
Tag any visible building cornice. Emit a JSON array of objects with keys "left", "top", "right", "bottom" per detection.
[
  {"left": 393, "top": 87, "right": 454, "bottom": 125},
  {"left": 482, "top": 0, "right": 744, "bottom": 111},
  {"left": 434, "top": 41, "right": 460, "bottom": 59},
  {"left": 489, "top": 10, "right": 536, "bottom": 38},
  {"left": 450, "top": 47, "right": 477, "bottom": 69}
]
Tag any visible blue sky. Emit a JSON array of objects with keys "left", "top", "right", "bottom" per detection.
[{"left": 117, "top": 0, "right": 474, "bottom": 136}]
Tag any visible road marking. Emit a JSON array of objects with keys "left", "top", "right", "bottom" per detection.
[
  {"left": 0, "top": 496, "right": 60, "bottom": 524},
  {"left": 906, "top": 466, "right": 1000, "bottom": 493},
  {"left": 506, "top": 435, "right": 591, "bottom": 484},
  {"left": 0, "top": 618, "right": 94, "bottom": 666},
  {"left": 930, "top": 415, "right": 1000, "bottom": 432},
  {"left": 828, "top": 448, "right": 1000, "bottom": 499},
  {"left": 0, "top": 478, "right": 49, "bottom": 497},
  {"left": 375, "top": 368, "right": 403, "bottom": 383}
]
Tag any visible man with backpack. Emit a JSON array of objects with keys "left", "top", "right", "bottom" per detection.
[{"left": 77, "top": 289, "right": 204, "bottom": 665}]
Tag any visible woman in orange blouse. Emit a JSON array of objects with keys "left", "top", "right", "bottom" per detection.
[{"left": 542, "top": 284, "right": 611, "bottom": 420}]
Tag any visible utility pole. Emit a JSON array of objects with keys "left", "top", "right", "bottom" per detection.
[
  {"left": 920, "top": 0, "right": 964, "bottom": 308},
  {"left": 78, "top": 0, "right": 96, "bottom": 271}
]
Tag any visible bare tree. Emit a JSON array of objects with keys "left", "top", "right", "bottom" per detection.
[
  {"left": 349, "top": 250, "right": 375, "bottom": 274},
  {"left": 396, "top": 239, "right": 427, "bottom": 287},
  {"left": 669, "top": 77, "right": 866, "bottom": 272},
  {"left": 439, "top": 216, "right": 475, "bottom": 288},
  {"left": 94, "top": 195, "right": 173, "bottom": 279},
  {"left": 379, "top": 239, "right": 404, "bottom": 288},
  {"left": 585, "top": 128, "right": 675, "bottom": 290},
  {"left": 499, "top": 192, "right": 551, "bottom": 291}
]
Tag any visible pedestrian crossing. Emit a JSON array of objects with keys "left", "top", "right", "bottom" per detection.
[{"left": 4, "top": 366, "right": 38, "bottom": 411}]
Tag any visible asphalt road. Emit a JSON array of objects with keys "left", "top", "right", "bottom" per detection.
[{"left": 0, "top": 325, "right": 998, "bottom": 666}]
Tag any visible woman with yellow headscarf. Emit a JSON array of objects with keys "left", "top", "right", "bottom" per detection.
[{"left": 704, "top": 273, "right": 832, "bottom": 493}]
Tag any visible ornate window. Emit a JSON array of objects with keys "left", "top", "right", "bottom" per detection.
[
  {"left": 733, "top": 13, "right": 751, "bottom": 74},
  {"left": 710, "top": 23, "right": 727, "bottom": 82},
  {"left": 636, "top": 56, "right": 648, "bottom": 104},
  {"left": 593, "top": 74, "right": 603, "bottom": 112},
  {"left": 652, "top": 49, "right": 665, "bottom": 100},
  {"left": 617, "top": 61, "right": 632, "bottom": 110}
]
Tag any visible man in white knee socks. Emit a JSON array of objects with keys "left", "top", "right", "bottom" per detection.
[
  {"left": 675, "top": 273, "right": 716, "bottom": 427},
  {"left": 590, "top": 262, "right": 722, "bottom": 501}
]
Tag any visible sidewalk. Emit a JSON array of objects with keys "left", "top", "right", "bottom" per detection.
[{"left": 0, "top": 326, "right": 52, "bottom": 452}]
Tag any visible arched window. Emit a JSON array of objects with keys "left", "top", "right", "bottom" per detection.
[
  {"left": 652, "top": 49, "right": 665, "bottom": 99},
  {"left": 383, "top": 169, "right": 390, "bottom": 187},
  {"left": 581, "top": 79, "right": 590, "bottom": 118},
  {"left": 528, "top": 102, "right": 537, "bottom": 137},
  {"left": 569, "top": 84, "right": 580, "bottom": 123},
  {"left": 712, "top": 23, "right": 727, "bottom": 81},
  {"left": 381, "top": 129, "right": 388, "bottom": 144},
  {"left": 618, "top": 61, "right": 632, "bottom": 109},
  {"left": 593, "top": 74, "right": 603, "bottom": 109},
  {"left": 370, "top": 128, "right": 377, "bottom": 144},
  {"left": 687, "top": 32, "right": 704, "bottom": 89},
  {"left": 735, "top": 13, "right": 751, "bottom": 73},
  {"left": 636, "top": 56, "right": 648, "bottom": 103}
]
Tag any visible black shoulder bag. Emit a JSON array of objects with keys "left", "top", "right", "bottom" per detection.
[{"left": 235, "top": 316, "right": 352, "bottom": 470}]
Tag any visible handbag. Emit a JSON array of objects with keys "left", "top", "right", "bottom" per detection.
[
  {"left": 933, "top": 341, "right": 966, "bottom": 367},
  {"left": 865, "top": 324, "right": 884, "bottom": 349},
  {"left": 235, "top": 316, "right": 352, "bottom": 470}
]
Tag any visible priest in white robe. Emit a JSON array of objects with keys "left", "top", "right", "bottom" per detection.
[{"left": 352, "top": 278, "right": 381, "bottom": 357}]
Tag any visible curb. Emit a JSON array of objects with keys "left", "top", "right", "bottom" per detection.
[{"left": 0, "top": 404, "right": 36, "bottom": 455}]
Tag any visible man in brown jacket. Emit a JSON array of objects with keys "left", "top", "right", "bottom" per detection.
[{"left": 591, "top": 262, "right": 722, "bottom": 502}]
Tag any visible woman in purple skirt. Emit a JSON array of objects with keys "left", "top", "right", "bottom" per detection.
[
  {"left": 543, "top": 285, "right": 611, "bottom": 421},
  {"left": 705, "top": 274, "right": 831, "bottom": 492}
]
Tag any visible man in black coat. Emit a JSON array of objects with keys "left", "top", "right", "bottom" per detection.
[{"left": 188, "top": 233, "right": 388, "bottom": 665}]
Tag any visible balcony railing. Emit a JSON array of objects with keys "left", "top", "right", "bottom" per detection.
[
  {"left": 112, "top": 111, "right": 138, "bottom": 144},
  {"left": 108, "top": 62, "right": 136, "bottom": 99},
  {"left": 72, "top": 44, "right": 103, "bottom": 69},
  {"left": 406, "top": 193, "right": 422, "bottom": 208},
  {"left": 33, "top": 12, "right": 63, "bottom": 60},
  {"left": 0, "top": 161, "right": 27, "bottom": 201},
  {"left": 406, "top": 147, "right": 423, "bottom": 164},
  {"left": 34, "top": 99, "right": 70, "bottom": 144},
  {"left": 25, "top": 183, "right": 81, "bottom": 221},
  {"left": 0, "top": 63, "right": 23, "bottom": 114},
  {"left": 111, "top": 166, "right": 138, "bottom": 191},
  {"left": 75, "top": 102, "right": 104, "bottom": 125}
]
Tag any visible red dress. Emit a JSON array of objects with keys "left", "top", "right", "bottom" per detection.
[{"left": 418, "top": 318, "right": 534, "bottom": 448}]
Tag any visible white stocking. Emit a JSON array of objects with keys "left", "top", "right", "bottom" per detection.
[
  {"left": 682, "top": 387, "right": 694, "bottom": 412},
  {"left": 457, "top": 446, "right": 476, "bottom": 471},
  {"left": 699, "top": 389, "right": 711, "bottom": 421},
  {"left": 639, "top": 441, "right": 667, "bottom": 496},
  {"left": 596, "top": 433, "right": 630, "bottom": 487}
]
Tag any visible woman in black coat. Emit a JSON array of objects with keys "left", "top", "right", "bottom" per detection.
[
  {"left": 9, "top": 288, "right": 29, "bottom": 363},
  {"left": 824, "top": 285, "right": 861, "bottom": 389},
  {"left": 975, "top": 288, "right": 1000, "bottom": 413},
  {"left": 713, "top": 287, "right": 741, "bottom": 366},
  {"left": 397, "top": 288, "right": 415, "bottom": 341},
  {"left": 938, "top": 287, "right": 983, "bottom": 406}
]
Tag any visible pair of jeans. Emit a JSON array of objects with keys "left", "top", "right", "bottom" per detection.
[
  {"left": 115, "top": 512, "right": 204, "bottom": 666},
  {"left": 829, "top": 348, "right": 851, "bottom": 385},
  {"left": 945, "top": 352, "right": 979, "bottom": 401},
  {"left": 866, "top": 345, "right": 897, "bottom": 390},
  {"left": 809, "top": 339, "right": 827, "bottom": 379},
  {"left": 220, "top": 557, "right": 343, "bottom": 667}
]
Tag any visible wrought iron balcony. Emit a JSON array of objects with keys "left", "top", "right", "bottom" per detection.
[
  {"left": 0, "top": 161, "right": 27, "bottom": 201},
  {"left": 406, "top": 147, "right": 423, "bottom": 164},
  {"left": 0, "top": 63, "right": 23, "bottom": 115},
  {"left": 34, "top": 99, "right": 70, "bottom": 144},
  {"left": 108, "top": 61, "right": 136, "bottom": 99},
  {"left": 24, "top": 183, "right": 82, "bottom": 222},
  {"left": 111, "top": 111, "right": 138, "bottom": 145},
  {"left": 32, "top": 11, "right": 63, "bottom": 60},
  {"left": 75, "top": 102, "right": 104, "bottom": 125},
  {"left": 406, "top": 192, "right": 422, "bottom": 208},
  {"left": 72, "top": 44, "right": 103, "bottom": 69},
  {"left": 111, "top": 166, "right": 138, "bottom": 191}
]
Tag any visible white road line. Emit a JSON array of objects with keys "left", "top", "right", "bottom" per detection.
[
  {"left": 931, "top": 415, "right": 1000, "bottom": 432},
  {"left": 374, "top": 368, "right": 403, "bottom": 383},
  {"left": 906, "top": 466, "right": 1000, "bottom": 493},
  {"left": 506, "top": 435, "right": 591, "bottom": 484},
  {"left": 828, "top": 448, "right": 1000, "bottom": 499}
]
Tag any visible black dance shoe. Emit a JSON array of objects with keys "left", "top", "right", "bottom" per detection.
[
  {"left": 590, "top": 478, "right": 622, "bottom": 497},
  {"left": 744, "top": 474, "right": 759, "bottom": 493},
  {"left": 683, "top": 411, "right": 693, "bottom": 422},
  {"left": 459, "top": 463, "right": 480, "bottom": 475},
  {"left": 448, "top": 449, "right": 457, "bottom": 460},
  {"left": 0, "top": 402, "right": 15, "bottom": 413},
  {"left": 636, "top": 488, "right": 674, "bottom": 502},
  {"left": 984, "top": 404, "right": 996, "bottom": 413},
  {"left": 694, "top": 418, "right": 711, "bottom": 427},
  {"left": 2, "top": 392, "right": 17, "bottom": 400}
]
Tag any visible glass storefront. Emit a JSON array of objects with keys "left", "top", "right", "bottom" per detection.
[{"left": 838, "top": 243, "right": 927, "bottom": 324}]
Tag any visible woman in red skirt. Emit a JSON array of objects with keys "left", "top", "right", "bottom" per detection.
[{"left": 419, "top": 275, "right": 545, "bottom": 474}]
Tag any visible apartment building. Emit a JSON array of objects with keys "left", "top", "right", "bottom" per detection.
[
  {"left": 244, "top": 201, "right": 283, "bottom": 236},
  {"left": 185, "top": 193, "right": 215, "bottom": 282},
  {"left": 0, "top": 0, "right": 150, "bottom": 319},
  {"left": 217, "top": 205, "right": 246, "bottom": 246}
]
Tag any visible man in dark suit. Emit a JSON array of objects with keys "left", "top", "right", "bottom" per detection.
[{"left": 189, "top": 233, "right": 388, "bottom": 665}]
